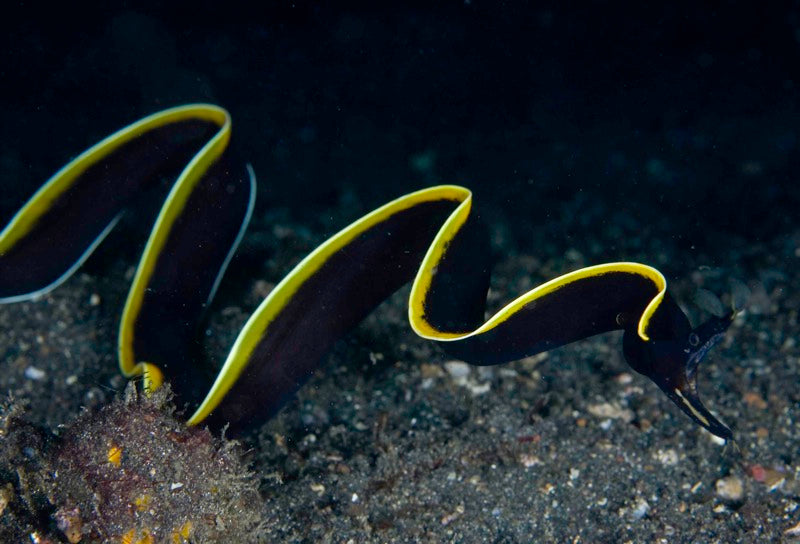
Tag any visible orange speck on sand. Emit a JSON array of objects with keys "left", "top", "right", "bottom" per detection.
[{"left": 749, "top": 464, "right": 766, "bottom": 482}]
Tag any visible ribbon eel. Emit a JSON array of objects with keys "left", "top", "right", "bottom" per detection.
[{"left": 0, "top": 104, "right": 736, "bottom": 440}]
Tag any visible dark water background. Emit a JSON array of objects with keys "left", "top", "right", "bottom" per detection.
[{"left": 3, "top": 3, "right": 798, "bottom": 255}]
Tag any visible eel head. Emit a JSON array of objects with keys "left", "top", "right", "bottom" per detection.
[{"left": 624, "top": 312, "right": 735, "bottom": 441}]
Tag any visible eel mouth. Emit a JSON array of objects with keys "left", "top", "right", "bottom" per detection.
[
  {"left": 665, "top": 381, "right": 733, "bottom": 441},
  {"left": 668, "top": 317, "right": 734, "bottom": 441}
]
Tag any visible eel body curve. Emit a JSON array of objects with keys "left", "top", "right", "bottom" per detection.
[{"left": 0, "top": 104, "right": 736, "bottom": 439}]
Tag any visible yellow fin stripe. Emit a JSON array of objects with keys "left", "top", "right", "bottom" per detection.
[
  {"left": 0, "top": 104, "right": 680, "bottom": 432},
  {"left": 118, "top": 105, "right": 230, "bottom": 376},
  {"left": 187, "top": 184, "right": 470, "bottom": 423},
  {"left": 411, "top": 259, "right": 666, "bottom": 342},
  {"left": 190, "top": 184, "right": 665, "bottom": 423},
  {"left": 0, "top": 104, "right": 227, "bottom": 254}
]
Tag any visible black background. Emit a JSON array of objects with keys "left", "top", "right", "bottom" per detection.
[{"left": 2, "top": 2, "right": 799, "bottom": 263}]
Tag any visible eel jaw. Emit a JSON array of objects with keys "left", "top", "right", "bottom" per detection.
[
  {"left": 663, "top": 316, "right": 735, "bottom": 441},
  {"left": 660, "top": 377, "right": 733, "bottom": 441}
]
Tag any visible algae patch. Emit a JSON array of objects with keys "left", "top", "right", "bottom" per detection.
[{"left": 0, "top": 384, "right": 264, "bottom": 543}]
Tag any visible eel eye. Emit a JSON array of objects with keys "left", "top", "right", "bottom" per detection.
[{"left": 688, "top": 332, "right": 699, "bottom": 347}]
